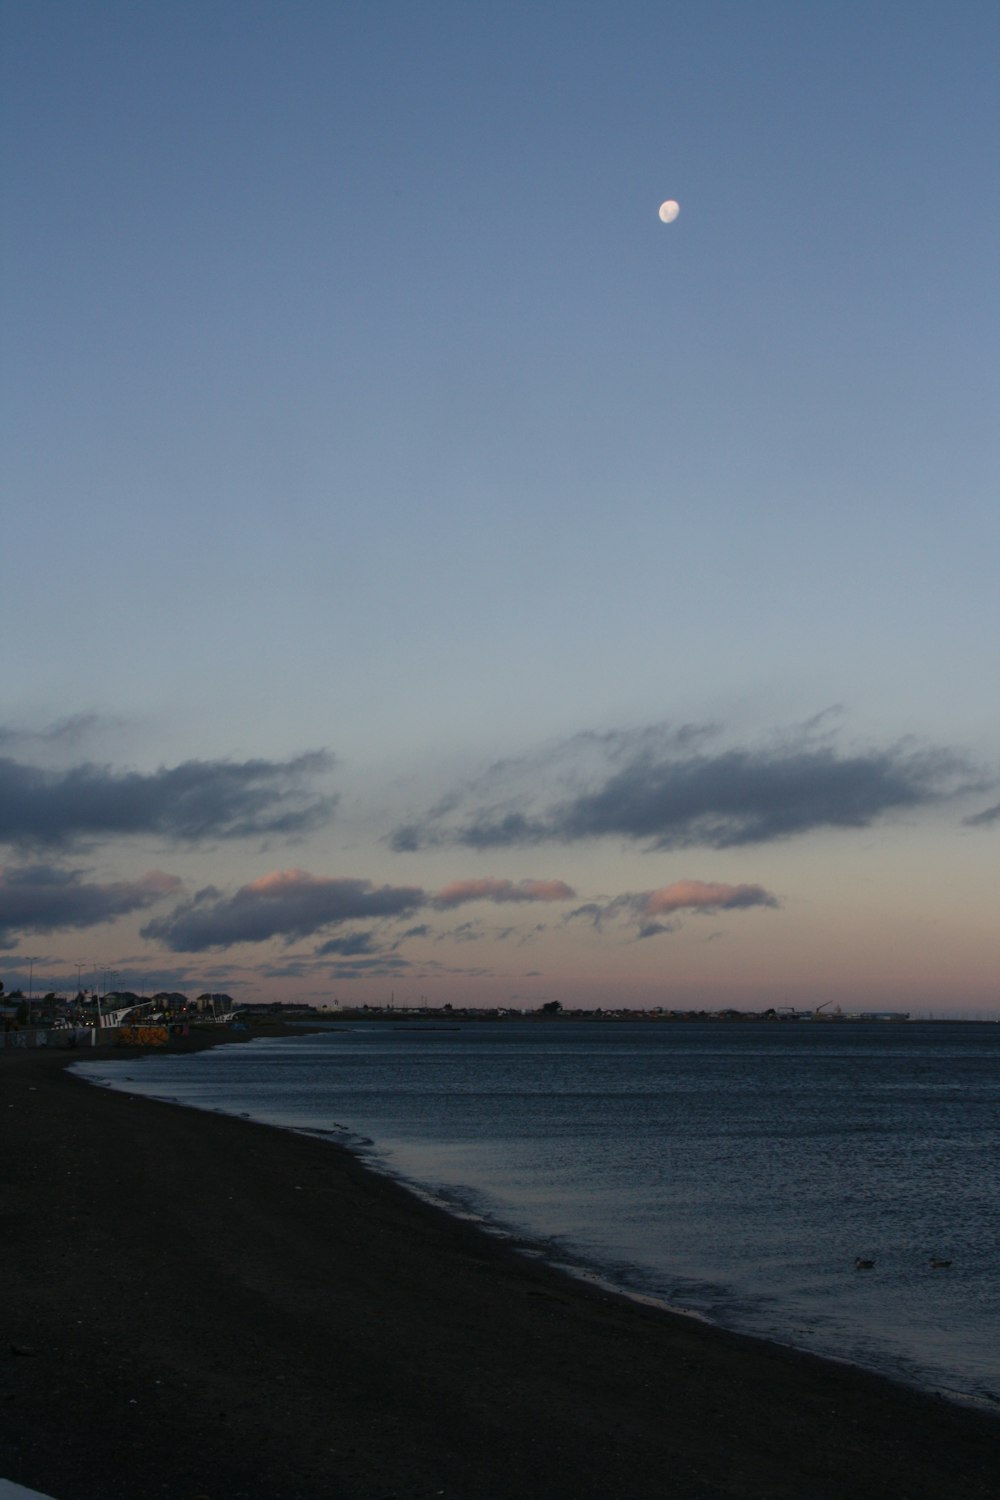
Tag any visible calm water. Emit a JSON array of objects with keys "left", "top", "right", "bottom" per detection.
[{"left": 77, "top": 1021, "right": 1000, "bottom": 1405}]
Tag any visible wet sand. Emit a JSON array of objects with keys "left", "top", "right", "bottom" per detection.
[{"left": 2, "top": 1035, "right": 997, "bottom": 1499}]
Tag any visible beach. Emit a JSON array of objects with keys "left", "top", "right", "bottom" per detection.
[{"left": 2, "top": 1037, "right": 997, "bottom": 1500}]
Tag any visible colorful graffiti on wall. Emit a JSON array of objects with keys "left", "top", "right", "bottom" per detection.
[{"left": 117, "top": 1025, "right": 170, "bottom": 1047}]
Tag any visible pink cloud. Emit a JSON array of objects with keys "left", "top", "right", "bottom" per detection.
[
  {"left": 434, "top": 877, "right": 576, "bottom": 909},
  {"left": 243, "top": 868, "right": 316, "bottom": 896},
  {"left": 643, "top": 881, "right": 778, "bottom": 917}
]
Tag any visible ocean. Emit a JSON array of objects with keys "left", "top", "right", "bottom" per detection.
[{"left": 76, "top": 1020, "right": 1000, "bottom": 1406}]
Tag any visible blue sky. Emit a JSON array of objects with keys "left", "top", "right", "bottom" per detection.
[{"left": 2, "top": 2, "right": 997, "bottom": 1013}]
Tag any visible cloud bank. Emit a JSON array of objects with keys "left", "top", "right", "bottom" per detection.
[
  {"left": 0, "top": 751, "right": 335, "bottom": 848},
  {"left": 0, "top": 865, "right": 181, "bottom": 948},
  {"left": 141, "top": 867, "right": 580, "bottom": 953},
  {"left": 392, "top": 733, "right": 973, "bottom": 852},
  {"left": 142, "top": 869, "right": 426, "bottom": 952}
]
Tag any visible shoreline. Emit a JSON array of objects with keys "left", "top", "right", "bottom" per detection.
[
  {"left": 293, "top": 1131, "right": 993, "bottom": 1417},
  {"left": 75, "top": 1025, "right": 996, "bottom": 1413},
  {"left": 3, "top": 1034, "right": 998, "bottom": 1499}
]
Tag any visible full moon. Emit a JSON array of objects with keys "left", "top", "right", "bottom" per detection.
[{"left": 658, "top": 200, "right": 680, "bottom": 223}]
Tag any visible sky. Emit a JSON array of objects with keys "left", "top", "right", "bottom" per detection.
[{"left": 2, "top": 1, "right": 997, "bottom": 1015}]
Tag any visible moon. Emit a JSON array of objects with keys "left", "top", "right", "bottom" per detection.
[{"left": 658, "top": 200, "right": 680, "bottom": 223}]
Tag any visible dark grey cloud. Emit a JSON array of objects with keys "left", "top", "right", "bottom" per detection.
[
  {"left": 0, "top": 751, "right": 335, "bottom": 848},
  {"left": 388, "top": 823, "right": 426, "bottom": 854},
  {"left": 0, "top": 864, "right": 181, "bottom": 948},
  {"left": 549, "top": 746, "right": 964, "bottom": 848},
  {"left": 315, "top": 931, "right": 381, "bottom": 957},
  {"left": 963, "top": 801, "right": 1000, "bottom": 828},
  {"left": 566, "top": 902, "right": 605, "bottom": 925},
  {"left": 142, "top": 869, "right": 426, "bottom": 952},
  {"left": 392, "top": 731, "right": 975, "bottom": 852},
  {"left": 635, "top": 921, "right": 676, "bottom": 939},
  {"left": 0, "top": 714, "right": 103, "bottom": 751}
]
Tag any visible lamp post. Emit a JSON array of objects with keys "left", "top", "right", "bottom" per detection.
[{"left": 24, "top": 956, "right": 40, "bottom": 1027}]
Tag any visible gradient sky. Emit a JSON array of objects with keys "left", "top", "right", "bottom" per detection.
[{"left": 2, "top": 1, "right": 997, "bottom": 1014}]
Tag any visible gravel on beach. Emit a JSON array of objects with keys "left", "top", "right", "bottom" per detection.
[{"left": 2, "top": 1035, "right": 997, "bottom": 1500}]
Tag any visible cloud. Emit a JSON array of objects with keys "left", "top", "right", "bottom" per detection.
[
  {"left": 642, "top": 880, "right": 779, "bottom": 916},
  {"left": 315, "top": 931, "right": 382, "bottom": 957},
  {"left": 259, "top": 961, "right": 316, "bottom": 979},
  {"left": 0, "top": 714, "right": 104, "bottom": 751},
  {"left": 141, "top": 869, "right": 426, "bottom": 952},
  {"left": 635, "top": 921, "right": 676, "bottom": 939},
  {"left": 567, "top": 879, "right": 778, "bottom": 939},
  {"left": 444, "top": 920, "right": 487, "bottom": 945},
  {"left": 0, "top": 751, "right": 335, "bottom": 848},
  {"left": 0, "top": 864, "right": 181, "bottom": 948},
  {"left": 144, "top": 868, "right": 576, "bottom": 958},
  {"left": 548, "top": 746, "right": 966, "bottom": 847},
  {"left": 392, "top": 729, "right": 976, "bottom": 852},
  {"left": 963, "top": 801, "right": 1000, "bottom": 828},
  {"left": 387, "top": 823, "right": 426, "bottom": 854},
  {"left": 565, "top": 902, "right": 606, "bottom": 926},
  {"left": 433, "top": 877, "right": 575, "bottom": 908},
  {"left": 388, "top": 722, "right": 717, "bottom": 852},
  {"left": 324, "top": 955, "right": 415, "bottom": 980}
]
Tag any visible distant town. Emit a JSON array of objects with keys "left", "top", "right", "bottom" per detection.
[
  {"left": 2, "top": 978, "right": 919, "bottom": 1050},
  {"left": 1, "top": 984, "right": 240, "bottom": 1045},
  {"left": 233, "top": 1000, "right": 915, "bottom": 1023}
]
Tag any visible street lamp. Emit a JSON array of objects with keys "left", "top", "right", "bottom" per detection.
[{"left": 23, "top": 956, "right": 40, "bottom": 1027}]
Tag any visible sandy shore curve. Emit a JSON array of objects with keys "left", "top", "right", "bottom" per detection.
[{"left": 2, "top": 1034, "right": 997, "bottom": 1499}]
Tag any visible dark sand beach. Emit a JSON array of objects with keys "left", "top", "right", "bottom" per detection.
[{"left": 2, "top": 1034, "right": 997, "bottom": 1500}]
